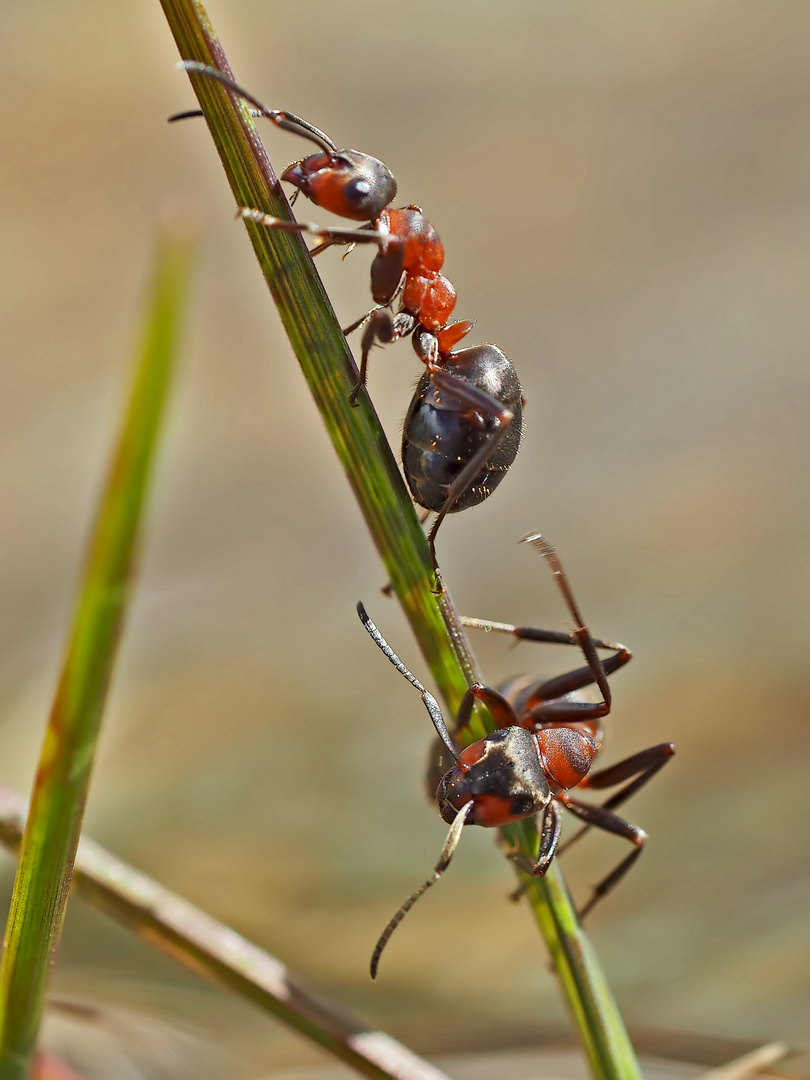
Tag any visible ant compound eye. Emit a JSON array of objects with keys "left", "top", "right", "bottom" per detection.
[
  {"left": 510, "top": 795, "right": 535, "bottom": 818},
  {"left": 345, "top": 178, "right": 372, "bottom": 202},
  {"left": 334, "top": 151, "right": 397, "bottom": 218},
  {"left": 347, "top": 177, "right": 375, "bottom": 208}
]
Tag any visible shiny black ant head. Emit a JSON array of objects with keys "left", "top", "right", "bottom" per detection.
[
  {"left": 437, "top": 727, "right": 552, "bottom": 828},
  {"left": 282, "top": 150, "right": 397, "bottom": 222}
]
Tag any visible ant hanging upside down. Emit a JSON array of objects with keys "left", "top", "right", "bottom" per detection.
[
  {"left": 358, "top": 534, "right": 675, "bottom": 977},
  {"left": 172, "top": 62, "right": 524, "bottom": 568}
]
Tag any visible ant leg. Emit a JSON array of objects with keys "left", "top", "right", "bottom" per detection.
[
  {"left": 559, "top": 795, "right": 648, "bottom": 919},
  {"left": 239, "top": 208, "right": 389, "bottom": 248},
  {"left": 562, "top": 743, "right": 676, "bottom": 841},
  {"left": 507, "top": 800, "right": 563, "bottom": 877},
  {"left": 343, "top": 269, "right": 406, "bottom": 338},
  {"left": 349, "top": 309, "right": 415, "bottom": 406},
  {"left": 348, "top": 311, "right": 396, "bottom": 406},
  {"left": 462, "top": 616, "right": 632, "bottom": 703},
  {"left": 477, "top": 535, "right": 616, "bottom": 728},
  {"left": 557, "top": 742, "right": 676, "bottom": 853},
  {"left": 312, "top": 225, "right": 388, "bottom": 261},
  {"left": 242, "top": 206, "right": 407, "bottom": 404},
  {"left": 453, "top": 683, "right": 519, "bottom": 732},
  {"left": 581, "top": 742, "right": 676, "bottom": 795},
  {"left": 555, "top": 744, "right": 676, "bottom": 914},
  {"left": 343, "top": 305, "right": 386, "bottom": 338},
  {"left": 524, "top": 535, "right": 614, "bottom": 705},
  {"left": 424, "top": 369, "right": 516, "bottom": 569},
  {"left": 309, "top": 236, "right": 356, "bottom": 259}
]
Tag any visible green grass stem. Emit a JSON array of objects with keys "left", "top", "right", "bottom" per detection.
[
  {"left": 0, "top": 224, "right": 195, "bottom": 1079},
  {"left": 158, "top": 5, "right": 643, "bottom": 1077}
]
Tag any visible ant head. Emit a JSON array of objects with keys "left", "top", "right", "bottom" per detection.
[
  {"left": 282, "top": 150, "right": 397, "bottom": 222},
  {"left": 437, "top": 727, "right": 552, "bottom": 829},
  {"left": 174, "top": 64, "right": 397, "bottom": 220}
]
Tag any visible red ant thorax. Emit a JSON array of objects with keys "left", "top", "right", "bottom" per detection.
[{"left": 371, "top": 209, "right": 460, "bottom": 335}]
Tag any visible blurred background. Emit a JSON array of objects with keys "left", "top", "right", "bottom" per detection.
[{"left": 1, "top": 0, "right": 809, "bottom": 1074}]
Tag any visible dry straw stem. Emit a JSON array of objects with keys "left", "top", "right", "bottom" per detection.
[
  {"left": 0, "top": 225, "right": 195, "bottom": 1079},
  {"left": 0, "top": 786, "right": 453, "bottom": 1080},
  {"left": 0, "top": 784, "right": 797, "bottom": 1080},
  {"left": 159, "top": 3, "right": 642, "bottom": 1078}
]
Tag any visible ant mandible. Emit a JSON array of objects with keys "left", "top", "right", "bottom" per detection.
[
  {"left": 358, "top": 534, "right": 675, "bottom": 978},
  {"left": 173, "top": 63, "right": 524, "bottom": 567}
]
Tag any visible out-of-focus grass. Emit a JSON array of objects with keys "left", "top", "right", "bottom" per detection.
[
  {"left": 0, "top": 222, "right": 195, "bottom": 1078},
  {"left": 2, "top": 0, "right": 806, "bottom": 1072},
  {"left": 0, "top": 783, "right": 455, "bottom": 1080}
]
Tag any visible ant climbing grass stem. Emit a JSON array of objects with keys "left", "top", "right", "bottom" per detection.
[{"left": 160, "top": 5, "right": 644, "bottom": 1076}]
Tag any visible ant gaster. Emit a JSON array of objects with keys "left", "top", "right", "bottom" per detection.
[
  {"left": 173, "top": 63, "right": 524, "bottom": 567},
  {"left": 358, "top": 534, "right": 675, "bottom": 977}
]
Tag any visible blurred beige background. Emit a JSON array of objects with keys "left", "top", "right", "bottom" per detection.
[{"left": 1, "top": 0, "right": 809, "bottom": 1074}]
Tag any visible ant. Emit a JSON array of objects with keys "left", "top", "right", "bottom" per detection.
[
  {"left": 358, "top": 534, "right": 675, "bottom": 977},
  {"left": 172, "top": 62, "right": 524, "bottom": 567}
]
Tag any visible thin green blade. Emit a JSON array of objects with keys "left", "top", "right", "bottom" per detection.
[{"left": 0, "top": 222, "right": 195, "bottom": 1079}]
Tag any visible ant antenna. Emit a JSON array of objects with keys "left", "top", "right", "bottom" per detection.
[
  {"left": 172, "top": 61, "right": 340, "bottom": 155},
  {"left": 356, "top": 603, "right": 459, "bottom": 761},
  {"left": 521, "top": 533, "right": 612, "bottom": 709},
  {"left": 370, "top": 801, "right": 472, "bottom": 979}
]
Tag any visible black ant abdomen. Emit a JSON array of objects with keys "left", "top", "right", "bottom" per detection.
[{"left": 402, "top": 344, "right": 524, "bottom": 514}]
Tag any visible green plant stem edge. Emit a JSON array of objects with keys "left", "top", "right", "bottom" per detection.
[
  {"left": 0, "top": 225, "right": 193, "bottom": 1079},
  {"left": 158, "top": 4, "right": 642, "bottom": 1078}
]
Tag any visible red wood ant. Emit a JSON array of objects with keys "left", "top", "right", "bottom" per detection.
[
  {"left": 358, "top": 534, "right": 675, "bottom": 977},
  {"left": 173, "top": 63, "right": 524, "bottom": 567}
]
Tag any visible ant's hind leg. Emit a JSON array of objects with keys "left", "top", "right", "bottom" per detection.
[
  {"left": 424, "top": 369, "right": 516, "bottom": 570},
  {"left": 555, "top": 743, "right": 676, "bottom": 913},
  {"left": 559, "top": 795, "right": 654, "bottom": 920}
]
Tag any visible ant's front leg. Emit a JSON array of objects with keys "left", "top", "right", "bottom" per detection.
[
  {"left": 502, "top": 801, "right": 562, "bottom": 877},
  {"left": 308, "top": 235, "right": 354, "bottom": 258},
  {"left": 240, "top": 207, "right": 407, "bottom": 404},
  {"left": 239, "top": 207, "right": 388, "bottom": 248}
]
